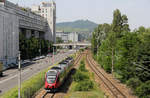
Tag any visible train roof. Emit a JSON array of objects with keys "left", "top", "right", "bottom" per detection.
[
  {"left": 66, "top": 57, "right": 73, "bottom": 60},
  {"left": 47, "top": 70, "right": 57, "bottom": 76},
  {"left": 59, "top": 61, "right": 68, "bottom": 64},
  {"left": 51, "top": 66, "right": 61, "bottom": 70}
]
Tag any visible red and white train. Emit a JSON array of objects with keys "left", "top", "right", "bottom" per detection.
[{"left": 45, "top": 57, "right": 74, "bottom": 92}]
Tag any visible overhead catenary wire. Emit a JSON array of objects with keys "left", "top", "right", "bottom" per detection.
[{"left": 133, "top": 62, "right": 150, "bottom": 73}]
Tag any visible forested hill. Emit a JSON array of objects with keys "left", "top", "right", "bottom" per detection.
[{"left": 56, "top": 20, "right": 98, "bottom": 32}]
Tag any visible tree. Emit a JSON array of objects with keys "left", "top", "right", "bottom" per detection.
[
  {"left": 112, "top": 9, "right": 130, "bottom": 38},
  {"left": 91, "top": 32, "right": 97, "bottom": 54},
  {"left": 115, "top": 32, "right": 140, "bottom": 81},
  {"left": 19, "top": 33, "right": 53, "bottom": 60},
  {"left": 91, "top": 9, "right": 150, "bottom": 97},
  {"left": 95, "top": 23, "right": 111, "bottom": 46},
  {"left": 135, "top": 31, "right": 150, "bottom": 82},
  {"left": 110, "top": 9, "right": 130, "bottom": 73},
  {"left": 136, "top": 81, "right": 150, "bottom": 98},
  {"left": 97, "top": 39, "right": 112, "bottom": 73},
  {"left": 56, "top": 37, "right": 64, "bottom": 44},
  {"left": 138, "top": 26, "right": 146, "bottom": 33},
  {"left": 92, "top": 23, "right": 111, "bottom": 55}
]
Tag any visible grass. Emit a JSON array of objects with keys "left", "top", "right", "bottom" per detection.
[
  {"left": 64, "top": 62, "right": 105, "bottom": 98},
  {"left": 0, "top": 53, "right": 76, "bottom": 98},
  {"left": 0, "top": 64, "right": 56, "bottom": 98}
]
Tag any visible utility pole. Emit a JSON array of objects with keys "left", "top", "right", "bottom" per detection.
[
  {"left": 18, "top": 51, "right": 21, "bottom": 98},
  {"left": 97, "top": 33, "right": 99, "bottom": 60},
  {"left": 53, "top": 47, "right": 54, "bottom": 64},
  {"left": 39, "top": 39, "right": 41, "bottom": 56}
]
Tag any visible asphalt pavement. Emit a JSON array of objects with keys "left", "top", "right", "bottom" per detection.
[{"left": 0, "top": 50, "right": 76, "bottom": 95}]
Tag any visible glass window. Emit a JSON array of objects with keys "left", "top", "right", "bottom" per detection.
[{"left": 47, "top": 75, "right": 56, "bottom": 83}]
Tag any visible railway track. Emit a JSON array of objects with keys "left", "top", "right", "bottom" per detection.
[
  {"left": 35, "top": 90, "right": 55, "bottom": 98},
  {"left": 86, "top": 53, "right": 126, "bottom": 98},
  {"left": 73, "top": 52, "right": 83, "bottom": 66},
  {"left": 35, "top": 52, "right": 83, "bottom": 98}
]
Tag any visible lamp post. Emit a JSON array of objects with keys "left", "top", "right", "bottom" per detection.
[
  {"left": 18, "top": 51, "right": 21, "bottom": 98},
  {"left": 53, "top": 47, "right": 54, "bottom": 64}
]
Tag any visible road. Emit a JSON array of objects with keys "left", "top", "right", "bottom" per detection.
[{"left": 0, "top": 50, "right": 76, "bottom": 95}]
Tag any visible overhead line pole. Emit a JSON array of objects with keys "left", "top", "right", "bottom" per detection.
[{"left": 18, "top": 51, "right": 21, "bottom": 98}]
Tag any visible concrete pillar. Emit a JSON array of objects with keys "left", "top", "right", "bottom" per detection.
[
  {"left": 39, "top": 31, "right": 45, "bottom": 39},
  {"left": 26, "top": 29, "right": 31, "bottom": 39},
  {"left": 34, "top": 31, "right": 39, "bottom": 38}
]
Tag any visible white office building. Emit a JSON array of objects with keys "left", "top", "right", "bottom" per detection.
[
  {"left": 56, "top": 31, "right": 79, "bottom": 43},
  {"left": 31, "top": 1, "right": 56, "bottom": 43}
]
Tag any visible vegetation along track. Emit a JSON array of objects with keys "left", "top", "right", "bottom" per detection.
[
  {"left": 35, "top": 52, "right": 83, "bottom": 98},
  {"left": 86, "top": 52, "right": 126, "bottom": 98}
]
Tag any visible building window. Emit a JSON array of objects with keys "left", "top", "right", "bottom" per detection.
[{"left": 42, "top": 9, "right": 44, "bottom": 13}]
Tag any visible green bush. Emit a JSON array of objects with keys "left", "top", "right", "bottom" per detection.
[
  {"left": 126, "top": 78, "right": 142, "bottom": 91},
  {"left": 80, "top": 60, "right": 84, "bottom": 65},
  {"left": 79, "top": 48, "right": 84, "bottom": 52},
  {"left": 75, "top": 80, "right": 94, "bottom": 91},
  {"left": 79, "top": 62, "right": 87, "bottom": 72},
  {"left": 73, "top": 70, "right": 89, "bottom": 82},
  {"left": 73, "top": 60, "right": 94, "bottom": 91},
  {"left": 136, "top": 81, "right": 150, "bottom": 98}
]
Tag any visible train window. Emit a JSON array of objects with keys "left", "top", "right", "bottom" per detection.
[{"left": 47, "top": 76, "right": 56, "bottom": 84}]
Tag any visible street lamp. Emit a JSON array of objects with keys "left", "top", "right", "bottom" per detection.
[
  {"left": 18, "top": 51, "right": 21, "bottom": 98},
  {"left": 53, "top": 47, "right": 55, "bottom": 64}
]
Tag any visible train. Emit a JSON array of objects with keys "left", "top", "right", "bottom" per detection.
[{"left": 45, "top": 57, "right": 74, "bottom": 92}]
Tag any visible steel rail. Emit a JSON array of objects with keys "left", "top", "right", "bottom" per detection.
[{"left": 86, "top": 53, "right": 126, "bottom": 98}]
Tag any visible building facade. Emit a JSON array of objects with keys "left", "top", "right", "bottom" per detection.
[
  {"left": 56, "top": 31, "right": 79, "bottom": 43},
  {"left": 31, "top": 1, "right": 56, "bottom": 43},
  {"left": 0, "top": 4, "right": 19, "bottom": 67},
  {"left": 0, "top": 0, "right": 56, "bottom": 68}
]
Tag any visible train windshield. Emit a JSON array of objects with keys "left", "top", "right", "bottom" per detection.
[{"left": 47, "top": 75, "right": 56, "bottom": 84}]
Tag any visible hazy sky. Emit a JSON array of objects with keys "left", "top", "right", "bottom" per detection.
[{"left": 9, "top": 0, "right": 150, "bottom": 30}]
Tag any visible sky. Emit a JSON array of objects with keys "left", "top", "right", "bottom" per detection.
[{"left": 9, "top": 0, "right": 150, "bottom": 30}]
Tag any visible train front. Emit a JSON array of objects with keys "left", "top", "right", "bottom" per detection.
[{"left": 45, "top": 70, "right": 58, "bottom": 92}]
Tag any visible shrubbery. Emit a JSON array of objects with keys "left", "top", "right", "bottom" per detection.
[
  {"left": 136, "top": 81, "right": 150, "bottom": 98},
  {"left": 73, "top": 60, "right": 94, "bottom": 91},
  {"left": 79, "top": 60, "right": 87, "bottom": 72},
  {"left": 79, "top": 48, "right": 85, "bottom": 52},
  {"left": 73, "top": 70, "right": 89, "bottom": 82},
  {"left": 75, "top": 80, "right": 94, "bottom": 91},
  {"left": 126, "top": 78, "right": 142, "bottom": 91}
]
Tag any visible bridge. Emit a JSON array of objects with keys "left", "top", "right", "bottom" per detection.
[{"left": 54, "top": 42, "right": 91, "bottom": 48}]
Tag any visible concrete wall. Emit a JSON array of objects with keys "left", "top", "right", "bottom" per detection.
[
  {"left": 0, "top": 0, "right": 56, "bottom": 67},
  {"left": 0, "top": 6, "right": 19, "bottom": 67}
]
